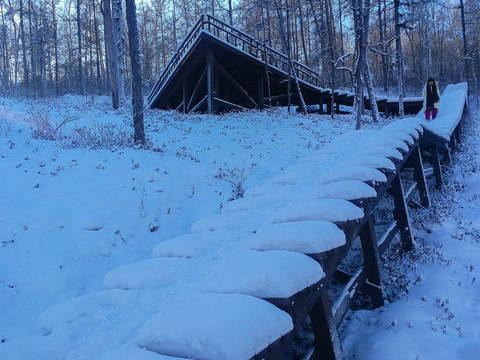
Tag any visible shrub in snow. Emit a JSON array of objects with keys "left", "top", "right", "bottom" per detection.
[
  {"left": 25, "top": 104, "right": 82, "bottom": 140},
  {"left": 214, "top": 159, "right": 256, "bottom": 200},
  {"left": 64, "top": 122, "right": 134, "bottom": 150},
  {"left": 0, "top": 110, "right": 15, "bottom": 136}
]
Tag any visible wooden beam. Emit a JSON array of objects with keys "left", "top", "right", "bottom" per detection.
[
  {"left": 432, "top": 145, "right": 443, "bottom": 188},
  {"left": 190, "top": 95, "right": 208, "bottom": 113},
  {"left": 214, "top": 58, "right": 258, "bottom": 108},
  {"left": 359, "top": 216, "right": 384, "bottom": 308},
  {"left": 213, "top": 97, "right": 247, "bottom": 111},
  {"left": 207, "top": 49, "right": 214, "bottom": 114},
  {"left": 187, "top": 67, "right": 207, "bottom": 112},
  {"left": 389, "top": 173, "right": 414, "bottom": 252},
  {"left": 332, "top": 267, "right": 366, "bottom": 328},
  {"left": 411, "top": 145, "right": 430, "bottom": 207},
  {"left": 182, "top": 77, "right": 187, "bottom": 113},
  {"left": 175, "top": 100, "right": 184, "bottom": 112},
  {"left": 310, "top": 289, "right": 344, "bottom": 360},
  {"left": 377, "top": 222, "right": 399, "bottom": 255}
]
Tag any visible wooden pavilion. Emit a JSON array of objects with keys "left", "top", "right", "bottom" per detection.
[{"left": 147, "top": 15, "right": 422, "bottom": 116}]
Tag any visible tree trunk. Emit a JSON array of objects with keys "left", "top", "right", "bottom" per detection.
[
  {"left": 228, "top": 0, "right": 233, "bottom": 26},
  {"left": 362, "top": 0, "right": 379, "bottom": 122},
  {"left": 19, "top": 0, "right": 29, "bottom": 93},
  {"left": 125, "top": 0, "right": 145, "bottom": 145},
  {"left": 459, "top": 0, "right": 470, "bottom": 85},
  {"left": 52, "top": 0, "right": 59, "bottom": 96},
  {"left": 352, "top": 0, "right": 364, "bottom": 129},
  {"left": 274, "top": 0, "right": 307, "bottom": 114},
  {"left": 378, "top": 0, "right": 388, "bottom": 93},
  {"left": 102, "top": 0, "right": 119, "bottom": 108},
  {"left": 112, "top": 0, "right": 125, "bottom": 105},
  {"left": 92, "top": 0, "right": 102, "bottom": 93},
  {"left": 394, "top": 0, "right": 405, "bottom": 117},
  {"left": 324, "top": 0, "right": 337, "bottom": 119},
  {"left": 77, "top": 0, "right": 84, "bottom": 95},
  {"left": 28, "top": 0, "right": 36, "bottom": 98}
]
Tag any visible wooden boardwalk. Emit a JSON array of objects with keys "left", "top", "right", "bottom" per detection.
[
  {"left": 119, "top": 83, "right": 467, "bottom": 359},
  {"left": 148, "top": 15, "right": 423, "bottom": 116}
]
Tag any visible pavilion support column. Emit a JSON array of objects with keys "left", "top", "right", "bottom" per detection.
[
  {"left": 207, "top": 49, "right": 214, "bottom": 114},
  {"left": 389, "top": 172, "right": 414, "bottom": 252},
  {"left": 359, "top": 215, "right": 384, "bottom": 308},
  {"left": 318, "top": 96, "right": 324, "bottom": 114}
]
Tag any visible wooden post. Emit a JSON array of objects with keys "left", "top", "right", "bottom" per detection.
[
  {"left": 454, "top": 126, "right": 461, "bottom": 144},
  {"left": 310, "top": 288, "right": 344, "bottom": 360},
  {"left": 449, "top": 134, "right": 457, "bottom": 151},
  {"left": 359, "top": 216, "right": 384, "bottom": 308},
  {"left": 411, "top": 145, "right": 430, "bottom": 207},
  {"left": 444, "top": 148, "right": 452, "bottom": 164},
  {"left": 432, "top": 145, "right": 443, "bottom": 188},
  {"left": 389, "top": 173, "right": 414, "bottom": 252},
  {"left": 207, "top": 49, "right": 214, "bottom": 114},
  {"left": 317, "top": 95, "right": 323, "bottom": 114}
]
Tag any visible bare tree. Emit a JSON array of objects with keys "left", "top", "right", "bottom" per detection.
[
  {"left": 273, "top": 0, "right": 307, "bottom": 114},
  {"left": 102, "top": 0, "right": 120, "bottom": 108},
  {"left": 394, "top": 0, "right": 405, "bottom": 117},
  {"left": 76, "top": 0, "right": 84, "bottom": 95},
  {"left": 112, "top": 0, "right": 125, "bottom": 105},
  {"left": 125, "top": 0, "right": 145, "bottom": 145}
]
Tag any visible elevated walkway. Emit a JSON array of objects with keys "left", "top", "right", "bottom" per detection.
[
  {"left": 148, "top": 15, "right": 422, "bottom": 116},
  {"left": 38, "top": 84, "right": 468, "bottom": 359}
]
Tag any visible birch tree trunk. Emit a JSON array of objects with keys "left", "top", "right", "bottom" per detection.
[
  {"left": 273, "top": 0, "right": 307, "bottom": 114},
  {"left": 352, "top": 0, "right": 378, "bottom": 127},
  {"left": 324, "top": 0, "right": 337, "bottom": 119},
  {"left": 394, "top": 0, "right": 405, "bottom": 117},
  {"left": 352, "top": 0, "right": 364, "bottom": 129},
  {"left": 19, "top": 0, "right": 29, "bottom": 93},
  {"left": 102, "top": 0, "right": 119, "bottom": 109},
  {"left": 77, "top": 0, "right": 84, "bottom": 95},
  {"left": 52, "top": 0, "right": 59, "bottom": 96},
  {"left": 125, "top": 0, "right": 145, "bottom": 145},
  {"left": 112, "top": 0, "right": 125, "bottom": 105},
  {"left": 362, "top": 0, "right": 379, "bottom": 122},
  {"left": 460, "top": 0, "right": 470, "bottom": 85},
  {"left": 28, "top": 0, "right": 36, "bottom": 98}
]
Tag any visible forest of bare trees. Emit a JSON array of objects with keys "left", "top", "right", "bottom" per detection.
[{"left": 0, "top": 0, "right": 478, "bottom": 102}]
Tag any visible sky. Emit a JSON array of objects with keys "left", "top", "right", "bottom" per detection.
[{"left": 0, "top": 87, "right": 478, "bottom": 360}]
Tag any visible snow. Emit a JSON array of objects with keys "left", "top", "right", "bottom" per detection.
[
  {"left": 0, "top": 85, "right": 478, "bottom": 360},
  {"left": 197, "top": 248, "right": 324, "bottom": 298},
  {"left": 246, "top": 220, "right": 346, "bottom": 254},
  {"left": 136, "top": 291, "right": 292, "bottom": 360}
]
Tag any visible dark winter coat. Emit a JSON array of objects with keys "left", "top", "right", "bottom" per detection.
[{"left": 422, "top": 80, "right": 441, "bottom": 112}]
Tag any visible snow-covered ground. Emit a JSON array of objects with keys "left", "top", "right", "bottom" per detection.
[{"left": 0, "top": 93, "right": 478, "bottom": 359}]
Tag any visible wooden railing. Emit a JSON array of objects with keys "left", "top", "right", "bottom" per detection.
[{"left": 147, "top": 14, "right": 322, "bottom": 107}]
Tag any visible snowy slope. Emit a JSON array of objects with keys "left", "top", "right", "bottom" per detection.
[{"left": 0, "top": 89, "right": 479, "bottom": 360}]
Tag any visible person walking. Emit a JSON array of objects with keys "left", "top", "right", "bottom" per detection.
[{"left": 422, "top": 77, "right": 441, "bottom": 120}]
